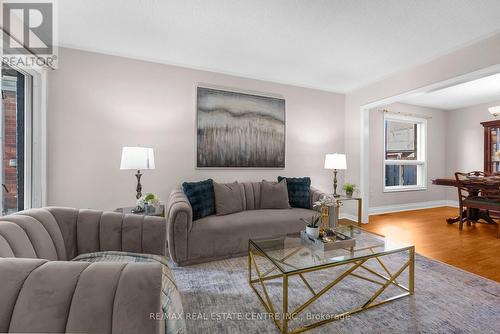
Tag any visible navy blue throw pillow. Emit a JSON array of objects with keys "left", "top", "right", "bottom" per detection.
[
  {"left": 182, "top": 179, "right": 215, "bottom": 220},
  {"left": 278, "top": 176, "right": 311, "bottom": 209}
]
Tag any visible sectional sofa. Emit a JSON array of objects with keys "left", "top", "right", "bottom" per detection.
[
  {"left": 0, "top": 207, "right": 184, "bottom": 334},
  {"left": 167, "top": 181, "right": 325, "bottom": 266}
]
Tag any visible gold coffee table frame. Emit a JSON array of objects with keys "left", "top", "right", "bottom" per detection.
[{"left": 248, "top": 228, "right": 415, "bottom": 334}]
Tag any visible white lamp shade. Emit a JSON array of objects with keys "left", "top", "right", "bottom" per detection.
[
  {"left": 489, "top": 106, "right": 500, "bottom": 116},
  {"left": 120, "top": 147, "right": 155, "bottom": 170},
  {"left": 324, "top": 153, "right": 347, "bottom": 170}
]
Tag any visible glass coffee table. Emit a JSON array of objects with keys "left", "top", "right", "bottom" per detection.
[{"left": 248, "top": 225, "right": 415, "bottom": 334}]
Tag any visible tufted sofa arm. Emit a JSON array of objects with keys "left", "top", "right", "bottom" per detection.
[
  {"left": 0, "top": 257, "right": 162, "bottom": 334},
  {"left": 0, "top": 207, "right": 168, "bottom": 334},
  {"left": 166, "top": 188, "right": 193, "bottom": 264}
]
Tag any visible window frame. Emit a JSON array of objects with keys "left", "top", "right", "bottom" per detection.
[
  {"left": 1, "top": 63, "right": 47, "bottom": 211},
  {"left": 383, "top": 113, "right": 427, "bottom": 193}
]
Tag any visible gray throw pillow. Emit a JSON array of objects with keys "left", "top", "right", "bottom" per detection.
[
  {"left": 213, "top": 181, "right": 244, "bottom": 216},
  {"left": 260, "top": 179, "right": 291, "bottom": 209}
]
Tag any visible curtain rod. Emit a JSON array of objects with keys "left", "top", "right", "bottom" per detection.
[{"left": 381, "top": 109, "right": 432, "bottom": 119}]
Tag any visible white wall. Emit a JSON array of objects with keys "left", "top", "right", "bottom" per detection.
[
  {"left": 47, "top": 48, "right": 345, "bottom": 210},
  {"left": 368, "top": 103, "right": 447, "bottom": 207},
  {"left": 345, "top": 33, "right": 500, "bottom": 220},
  {"left": 444, "top": 100, "right": 500, "bottom": 200}
]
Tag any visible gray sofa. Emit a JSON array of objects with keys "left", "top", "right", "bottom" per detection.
[
  {"left": 167, "top": 181, "right": 325, "bottom": 266},
  {"left": 0, "top": 207, "right": 169, "bottom": 334}
]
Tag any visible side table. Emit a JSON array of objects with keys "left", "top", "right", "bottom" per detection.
[
  {"left": 114, "top": 205, "right": 165, "bottom": 217},
  {"left": 319, "top": 195, "right": 362, "bottom": 229}
]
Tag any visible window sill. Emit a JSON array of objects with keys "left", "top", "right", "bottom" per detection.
[{"left": 383, "top": 186, "right": 427, "bottom": 193}]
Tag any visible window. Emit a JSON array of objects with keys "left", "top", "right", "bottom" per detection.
[
  {"left": 1, "top": 64, "right": 35, "bottom": 214},
  {"left": 384, "top": 114, "right": 426, "bottom": 192}
]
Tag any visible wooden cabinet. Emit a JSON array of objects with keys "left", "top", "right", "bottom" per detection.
[{"left": 481, "top": 120, "right": 500, "bottom": 173}]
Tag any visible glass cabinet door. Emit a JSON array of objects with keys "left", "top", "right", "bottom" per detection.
[{"left": 491, "top": 127, "right": 500, "bottom": 172}]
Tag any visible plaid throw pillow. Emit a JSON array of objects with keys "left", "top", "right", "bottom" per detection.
[
  {"left": 182, "top": 179, "right": 215, "bottom": 220},
  {"left": 278, "top": 176, "right": 311, "bottom": 209}
]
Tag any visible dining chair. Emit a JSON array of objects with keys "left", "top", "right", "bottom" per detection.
[{"left": 454, "top": 171, "right": 500, "bottom": 238}]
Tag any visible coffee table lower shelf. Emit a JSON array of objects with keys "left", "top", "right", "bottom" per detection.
[{"left": 248, "top": 241, "right": 415, "bottom": 334}]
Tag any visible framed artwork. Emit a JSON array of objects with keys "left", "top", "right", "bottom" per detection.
[{"left": 196, "top": 86, "right": 285, "bottom": 168}]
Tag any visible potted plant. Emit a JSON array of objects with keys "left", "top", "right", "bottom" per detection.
[
  {"left": 301, "top": 215, "right": 321, "bottom": 239},
  {"left": 342, "top": 183, "right": 357, "bottom": 198},
  {"left": 137, "top": 193, "right": 161, "bottom": 214}
]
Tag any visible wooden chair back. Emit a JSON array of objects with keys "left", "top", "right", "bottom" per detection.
[{"left": 454, "top": 171, "right": 486, "bottom": 205}]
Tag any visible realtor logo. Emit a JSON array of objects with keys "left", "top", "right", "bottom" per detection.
[{"left": 1, "top": 0, "right": 57, "bottom": 67}]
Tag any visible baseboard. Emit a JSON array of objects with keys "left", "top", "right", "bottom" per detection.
[
  {"left": 339, "top": 213, "right": 358, "bottom": 222},
  {"left": 368, "top": 200, "right": 458, "bottom": 215}
]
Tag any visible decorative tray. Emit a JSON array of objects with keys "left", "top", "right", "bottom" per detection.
[{"left": 300, "top": 230, "right": 356, "bottom": 251}]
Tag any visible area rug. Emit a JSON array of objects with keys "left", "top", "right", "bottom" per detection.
[{"left": 168, "top": 253, "right": 500, "bottom": 333}]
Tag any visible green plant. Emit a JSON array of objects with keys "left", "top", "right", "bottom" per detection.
[
  {"left": 137, "top": 193, "right": 160, "bottom": 208},
  {"left": 342, "top": 183, "right": 357, "bottom": 193},
  {"left": 301, "top": 215, "right": 320, "bottom": 228},
  {"left": 144, "top": 193, "right": 156, "bottom": 202}
]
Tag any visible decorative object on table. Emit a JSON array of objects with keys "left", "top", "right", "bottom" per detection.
[
  {"left": 313, "top": 195, "right": 336, "bottom": 230},
  {"left": 259, "top": 179, "right": 290, "bottom": 209},
  {"left": 213, "top": 181, "right": 244, "bottom": 216},
  {"left": 196, "top": 86, "right": 285, "bottom": 168},
  {"left": 120, "top": 146, "right": 155, "bottom": 202},
  {"left": 300, "top": 229, "right": 356, "bottom": 251},
  {"left": 314, "top": 194, "right": 363, "bottom": 227},
  {"left": 137, "top": 193, "right": 161, "bottom": 215},
  {"left": 277, "top": 176, "right": 311, "bottom": 208},
  {"left": 342, "top": 182, "right": 357, "bottom": 198},
  {"left": 324, "top": 153, "right": 347, "bottom": 197},
  {"left": 182, "top": 179, "right": 216, "bottom": 220},
  {"left": 301, "top": 214, "right": 320, "bottom": 238},
  {"left": 488, "top": 105, "right": 500, "bottom": 117}
]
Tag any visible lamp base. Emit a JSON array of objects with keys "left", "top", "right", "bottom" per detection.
[
  {"left": 135, "top": 170, "right": 143, "bottom": 199},
  {"left": 333, "top": 169, "right": 340, "bottom": 198}
]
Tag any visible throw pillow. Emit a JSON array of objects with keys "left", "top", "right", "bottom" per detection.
[
  {"left": 213, "top": 181, "right": 244, "bottom": 216},
  {"left": 278, "top": 176, "right": 311, "bottom": 209},
  {"left": 182, "top": 179, "right": 215, "bottom": 220},
  {"left": 260, "top": 179, "right": 290, "bottom": 209}
]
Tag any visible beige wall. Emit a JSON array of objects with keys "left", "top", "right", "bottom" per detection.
[
  {"left": 444, "top": 100, "right": 500, "bottom": 200},
  {"left": 368, "top": 103, "right": 447, "bottom": 207},
  {"left": 345, "top": 33, "right": 500, "bottom": 219},
  {"left": 47, "top": 48, "right": 345, "bottom": 210}
]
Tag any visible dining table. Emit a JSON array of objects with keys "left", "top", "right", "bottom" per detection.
[{"left": 432, "top": 176, "right": 500, "bottom": 225}]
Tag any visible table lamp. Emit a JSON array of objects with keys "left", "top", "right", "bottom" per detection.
[
  {"left": 120, "top": 147, "right": 155, "bottom": 202},
  {"left": 324, "top": 153, "right": 347, "bottom": 197}
]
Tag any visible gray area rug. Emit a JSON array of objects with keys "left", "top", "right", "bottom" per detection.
[{"left": 168, "top": 253, "right": 500, "bottom": 333}]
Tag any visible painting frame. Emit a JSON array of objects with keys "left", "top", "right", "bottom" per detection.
[{"left": 195, "top": 85, "right": 286, "bottom": 169}]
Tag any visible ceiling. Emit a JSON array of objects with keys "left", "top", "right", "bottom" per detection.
[
  {"left": 58, "top": 0, "right": 500, "bottom": 93},
  {"left": 400, "top": 72, "right": 500, "bottom": 110}
]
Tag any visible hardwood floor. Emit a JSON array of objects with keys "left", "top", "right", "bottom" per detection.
[{"left": 361, "top": 206, "right": 500, "bottom": 282}]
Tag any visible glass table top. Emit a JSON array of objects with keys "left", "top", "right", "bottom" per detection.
[{"left": 249, "top": 225, "right": 413, "bottom": 274}]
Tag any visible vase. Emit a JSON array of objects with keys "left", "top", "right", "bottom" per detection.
[
  {"left": 306, "top": 226, "right": 320, "bottom": 239},
  {"left": 144, "top": 204, "right": 156, "bottom": 215},
  {"left": 346, "top": 190, "right": 353, "bottom": 198}
]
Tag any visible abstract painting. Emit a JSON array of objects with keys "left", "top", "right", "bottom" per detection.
[{"left": 196, "top": 87, "right": 285, "bottom": 168}]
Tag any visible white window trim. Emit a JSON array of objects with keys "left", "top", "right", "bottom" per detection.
[
  {"left": 383, "top": 113, "right": 427, "bottom": 193},
  {"left": 3, "top": 64, "right": 48, "bottom": 209}
]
